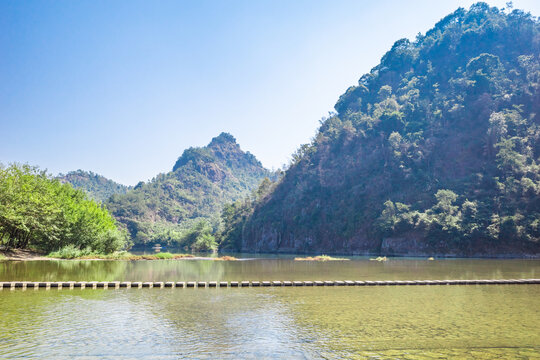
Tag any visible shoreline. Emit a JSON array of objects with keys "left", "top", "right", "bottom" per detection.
[
  {"left": 1, "top": 248, "right": 539, "bottom": 261},
  {"left": 0, "top": 249, "right": 54, "bottom": 261},
  {"left": 0, "top": 249, "right": 238, "bottom": 262}
]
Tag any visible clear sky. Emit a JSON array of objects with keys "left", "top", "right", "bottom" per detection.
[{"left": 1, "top": 0, "right": 539, "bottom": 185}]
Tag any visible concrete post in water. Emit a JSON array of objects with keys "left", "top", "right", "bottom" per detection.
[
  {"left": 208, "top": 281, "right": 217, "bottom": 287},
  {"left": 154, "top": 282, "right": 165, "bottom": 288},
  {"left": 251, "top": 281, "right": 260, "bottom": 287},
  {"left": 219, "top": 282, "right": 228, "bottom": 288},
  {"left": 176, "top": 282, "right": 185, "bottom": 288},
  {"left": 165, "top": 282, "right": 175, "bottom": 288},
  {"left": 186, "top": 282, "right": 196, "bottom": 288},
  {"left": 304, "top": 281, "right": 314, "bottom": 286},
  {"left": 60, "top": 282, "right": 72, "bottom": 289},
  {"left": 324, "top": 281, "right": 335, "bottom": 286},
  {"left": 230, "top": 281, "right": 239, "bottom": 287},
  {"left": 314, "top": 281, "right": 324, "bottom": 286},
  {"left": 293, "top": 281, "right": 304, "bottom": 286},
  {"left": 120, "top": 282, "right": 131, "bottom": 288},
  {"left": 283, "top": 281, "right": 292, "bottom": 287},
  {"left": 142, "top": 282, "right": 153, "bottom": 288},
  {"left": 335, "top": 281, "right": 345, "bottom": 286},
  {"left": 197, "top": 282, "right": 207, "bottom": 288},
  {"left": 241, "top": 281, "right": 250, "bottom": 287},
  {"left": 132, "top": 282, "right": 142, "bottom": 289},
  {"left": 272, "top": 281, "right": 282, "bottom": 287},
  {"left": 261, "top": 281, "right": 271, "bottom": 287}
]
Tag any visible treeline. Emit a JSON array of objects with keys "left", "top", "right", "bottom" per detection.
[{"left": 0, "top": 164, "right": 127, "bottom": 254}]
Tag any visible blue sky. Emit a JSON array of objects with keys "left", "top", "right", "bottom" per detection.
[{"left": 1, "top": 0, "right": 539, "bottom": 185}]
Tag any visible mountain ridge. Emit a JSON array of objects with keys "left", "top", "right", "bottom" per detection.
[
  {"left": 57, "top": 170, "right": 131, "bottom": 203},
  {"left": 222, "top": 3, "right": 540, "bottom": 256},
  {"left": 104, "top": 132, "right": 272, "bottom": 246}
]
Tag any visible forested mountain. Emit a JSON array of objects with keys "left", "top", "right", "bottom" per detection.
[
  {"left": 58, "top": 170, "right": 131, "bottom": 202},
  {"left": 106, "top": 133, "right": 271, "bottom": 247},
  {"left": 223, "top": 3, "right": 540, "bottom": 256}
]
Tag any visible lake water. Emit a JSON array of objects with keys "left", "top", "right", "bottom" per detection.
[{"left": 1, "top": 257, "right": 539, "bottom": 359}]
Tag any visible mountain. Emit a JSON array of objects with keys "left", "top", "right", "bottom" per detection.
[
  {"left": 106, "top": 132, "right": 272, "bottom": 246},
  {"left": 58, "top": 170, "right": 131, "bottom": 202},
  {"left": 224, "top": 3, "right": 540, "bottom": 256}
]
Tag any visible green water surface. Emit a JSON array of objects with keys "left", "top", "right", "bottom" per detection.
[{"left": 0, "top": 258, "right": 539, "bottom": 359}]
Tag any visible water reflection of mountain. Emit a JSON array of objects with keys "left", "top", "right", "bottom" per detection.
[
  {"left": 1, "top": 258, "right": 540, "bottom": 282},
  {"left": 0, "top": 260, "right": 225, "bottom": 282}
]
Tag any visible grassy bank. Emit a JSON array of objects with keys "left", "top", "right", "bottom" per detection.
[
  {"left": 294, "top": 255, "right": 349, "bottom": 261},
  {"left": 46, "top": 245, "right": 196, "bottom": 260},
  {"left": 64, "top": 252, "right": 196, "bottom": 260},
  {"left": 0, "top": 247, "right": 239, "bottom": 261},
  {"left": 49, "top": 252, "right": 240, "bottom": 261}
]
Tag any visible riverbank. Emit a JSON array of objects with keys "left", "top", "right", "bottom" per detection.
[
  {"left": 0, "top": 249, "right": 53, "bottom": 261},
  {"left": 0, "top": 249, "right": 237, "bottom": 261}
]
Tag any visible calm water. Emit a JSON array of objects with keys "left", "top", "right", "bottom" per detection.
[{"left": 1, "top": 257, "right": 539, "bottom": 359}]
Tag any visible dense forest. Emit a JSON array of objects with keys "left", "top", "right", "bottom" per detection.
[
  {"left": 104, "top": 133, "right": 272, "bottom": 250},
  {"left": 221, "top": 3, "right": 540, "bottom": 256},
  {"left": 0, "top": 164, "right": 127, "bottom": 254},
  {"left": 57, "top": 170, "right": 131, "bottom": 203}
]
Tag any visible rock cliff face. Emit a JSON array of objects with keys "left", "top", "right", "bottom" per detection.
[{"left": 237, "top": 3, "right": 540, "bottom": 256}]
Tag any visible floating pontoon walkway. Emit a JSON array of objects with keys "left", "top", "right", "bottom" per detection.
[{"left": 1, "top": 279, "right": 539, "bottom": 290}]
